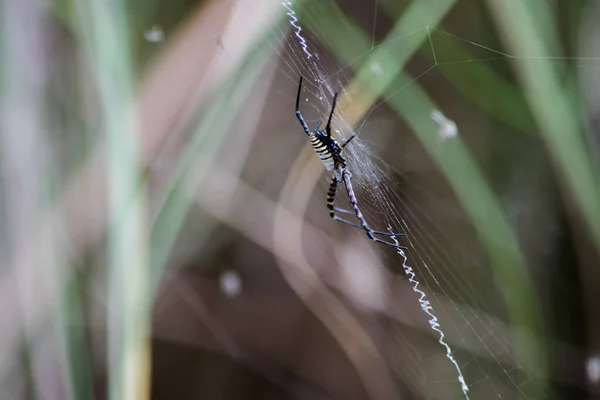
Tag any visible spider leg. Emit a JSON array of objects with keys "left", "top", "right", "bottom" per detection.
[
  {"left": 328, "top": 174, "right": 405, "bottom": 236},
  {"left": 341, "top": 134, "right": 356, "bottom": 148},
  {"left": 296, "top": 76, "right": 311, "bottom": 134},
  {"left": 327, "top": 179, "right": 368, "bottom": 223},
  {"left": 329, "top": 180, "right": 356, "bottom": 215},
  {"left": 314, "top": 119, "right": 322, "bottom": 130},
  {"left": 327, "top": 176, "right": 362, "bottom": 221},
  {"left": 341, "top": 170, "right": 407, "bottom": 249},
  {"left": 371, "top": 237, "right": 408, "bottom": 249},
  {"left": 333, "top": 215, "right": 405, "bottom": 237},
  {"left": 326, "top": 175, "right": 338, "bottom": 218},
  {"left": 333, "top": 207, "right": 354, "bottom": 215},
  {"left": 325, "top": 91, "right": 338, "bottom": 137},
  {"left": 327, "top": 174, "right": 407, "bottom": 247}
]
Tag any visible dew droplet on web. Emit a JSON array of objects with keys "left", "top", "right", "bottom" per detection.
[
  {"left": 219, "top": 270, "right": 242, "bottom": 298},
  {"left": 370, "top": 61, "right": 383, "bottom": 75},
  {"left": 587, "top": 355, "right": 600, "bottom": 383},
  {"left": 144, "top": 25, "right": 165, "bottom": 42},
  {"left": 431, "top": 110, "right": 458, "bottom": 139}
]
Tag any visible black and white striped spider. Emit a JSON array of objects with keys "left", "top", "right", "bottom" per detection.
[{"left": 295, "top": 76, "right": 407, "bottom": 249}]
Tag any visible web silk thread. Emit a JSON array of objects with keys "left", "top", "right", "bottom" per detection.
[{"left": 391, "top": 238, "right": 470, "bottom": 399}]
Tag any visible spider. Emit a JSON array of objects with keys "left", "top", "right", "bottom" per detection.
[{"left": 295, "top": 76, "right": 407, "bottom": 249}]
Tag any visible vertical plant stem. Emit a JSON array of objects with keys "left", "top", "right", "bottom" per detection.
[
  {"left": 0, "top": 0, "right": 74, "bottom": 397},
  {"left": 58, "top": 275, "right": 95, "bottom": 400},
  {"left": 150, "top": 38, "right": 272, "bottom": 286},
  {"left": 76, "top": 0, "right": 151, "bottom": 399},
  {"left": 486, "top": 0, "right": 600, "bottom": 252}
]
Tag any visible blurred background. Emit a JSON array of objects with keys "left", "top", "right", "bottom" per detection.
[{"left": 2, "top": 0, "right": 600, "bottom": 398}]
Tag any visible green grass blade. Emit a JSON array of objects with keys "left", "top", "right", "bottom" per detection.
[
  {"left": 422, "top": 32, "right": 536, "bottom": 134},
  {"left": 485, "top": 0, "right": 600, "bottom": 251},
  {"left": 149, "top": 36, "right": 273, "bottom": 287},
  {"left": 57, "top": 275, "right": 95, "bottom": 400},
  {"left": 74, "top": 0, "right": 151, "bottom": 398},
  {"left": 300, "top": 0, "right": 455, "bottom": 105},
  {"left": 380, "top": 0, "right": 536, "bottom": 135}
]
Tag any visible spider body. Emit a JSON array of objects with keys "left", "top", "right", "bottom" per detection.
[
  {"left": 295, "top": 76, "right": 407, "bottom": 249},
  {"left": 308, "top": 130, "right": 344, "bottom": 177}
]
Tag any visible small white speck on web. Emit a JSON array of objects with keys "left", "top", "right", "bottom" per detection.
[
  {"left": 370, "top": 61, "right": 383, "bottom": 75},
  {"left": 431, "top": 110, "right": 458, "bottom": 139},
  {"left": 587, "top": 355, "right": 600, "bottom": 383},
  {"left": 144, "top": 25, "right": 165, "bottom": 42},
  {"left": 219, "top": 270, "right": 242, "bottom": 298}
]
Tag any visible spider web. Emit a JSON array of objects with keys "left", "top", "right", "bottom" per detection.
[{"left": 257, "top": 0, "right": 597, "bottom": 398}]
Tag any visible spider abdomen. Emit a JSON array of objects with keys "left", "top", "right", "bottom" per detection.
[{"left": 309, "top": 134, "right": 335, "bottom": 171}]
